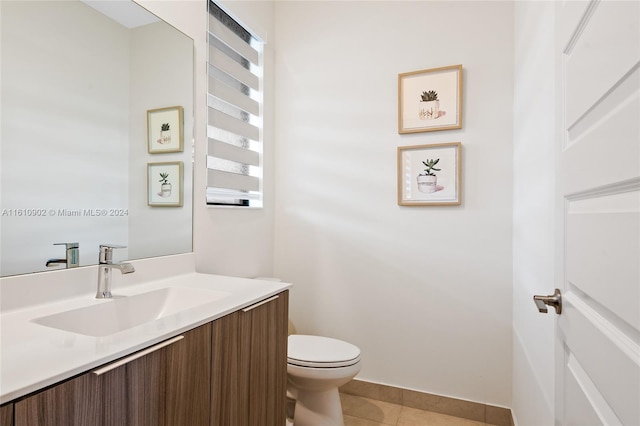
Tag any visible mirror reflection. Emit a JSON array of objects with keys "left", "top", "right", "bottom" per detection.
[{"left": 0, "top": 0, "right": 194, "bottom": 277}]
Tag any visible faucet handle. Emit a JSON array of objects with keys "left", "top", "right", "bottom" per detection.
[
  {"left": 99, "top": 244, "right": 127, "bottom": 264},
  {"left": 54, "top": 242, "right": 79, "bottom": 249}
]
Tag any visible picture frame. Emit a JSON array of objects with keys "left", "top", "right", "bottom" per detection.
[
  {"left": 398, "top": 64, "right": 463, "bottom": 134},
  {"left": 147, "top": 106, "right": 184, "bottom": 153},
  {"left": 147, "top": 162, "right": 183, "bottom": 207},
  {"left": 397, "top": 142, "right": 462, "bottom": 206}
]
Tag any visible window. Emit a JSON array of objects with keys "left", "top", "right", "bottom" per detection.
[{"left": 207, "top": 1, "right": 263, "bottom": 207}]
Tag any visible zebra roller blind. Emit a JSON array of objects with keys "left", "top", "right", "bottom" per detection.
[{"left": 207, "top": 1, "right": 263, "bottom": 207}]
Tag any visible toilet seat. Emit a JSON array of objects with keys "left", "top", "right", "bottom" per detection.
[{"left": 288, "top": 335, "right": 361, "bottom": 368}]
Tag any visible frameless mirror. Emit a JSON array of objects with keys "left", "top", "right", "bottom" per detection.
[{"left": 0, "top": 0, "right": 194, "bottom": 277}]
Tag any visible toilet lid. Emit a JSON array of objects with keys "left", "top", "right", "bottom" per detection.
[{"left": 288, "top": 335, "right": 361, "bottom": 368}]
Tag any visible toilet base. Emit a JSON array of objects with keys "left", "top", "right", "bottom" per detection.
[{"left": 292, "top": 387, "right": 344, "bottom": 426}]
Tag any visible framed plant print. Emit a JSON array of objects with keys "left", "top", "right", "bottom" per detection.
[
  {"left": 147, "top": 106, "right": 184, "bottom": 153},
  {"left": 398, "top": 65, "right": 463, "bottom": 134},
  {"left": 147, "top": 162, "right": 183, "bottom": 207},
  {"left": 397, "top": 142, "right": 462, "bottom": 206}
]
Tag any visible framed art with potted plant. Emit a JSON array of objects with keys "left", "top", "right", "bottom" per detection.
[
  {"left": 147, "top": 106, "right": 184, "bottom": 153},
  {"left": 398, "top": 65, "right": 462, "bottom": 134},
  {"left": 147, "top": 161, "right": 183, "bottom": 207},
  {"left": 397, "top": 142, "right": 461, "bottom": 206}
]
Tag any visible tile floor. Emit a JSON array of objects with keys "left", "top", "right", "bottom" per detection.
[{"left": 341, "top": 393, "right": 491, "bottom": 426}]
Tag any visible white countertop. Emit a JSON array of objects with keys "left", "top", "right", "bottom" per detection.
[{"left": 0, "top": 270, "right": 291, "bottom": 405}]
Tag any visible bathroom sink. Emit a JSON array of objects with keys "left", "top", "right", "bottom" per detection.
[{"left": 33, "top": 287, "right": 231, "bottom": 337}]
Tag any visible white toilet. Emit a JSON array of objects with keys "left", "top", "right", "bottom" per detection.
[
  {"left": 252, "top": 278, "right": 361, "bottom": 425},
  {"left": 287, "top": 334, "right": 361, "bottom": 426}
]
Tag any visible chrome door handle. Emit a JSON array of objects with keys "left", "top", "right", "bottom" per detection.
[
  {"left": 242, "top": 295, "right": 279, "bottom": 312},
  {"left": 92, "top": 335, "right": 184, "bottom": 375},
  {"left": 533, "top": 289, "right": 562, "bottom": 315}
]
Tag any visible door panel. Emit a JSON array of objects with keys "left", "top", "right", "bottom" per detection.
[
  {"left": 562, "top": 66, "right": 640, "bottom": 194},
  {"left": 564, "top": 1, "right": 639, "bottom": 125},
  {"left": 564, "top": 354, "right": 616, "bottom": 426},
  {"left": 562, "top": 293, "right": 639, "bottom": 424},
  {"left": 566, "top": 196, "right": 640, "bottom": 326},
  {"left": 557, "top": 0, "right": 640, "bottom": 424}
]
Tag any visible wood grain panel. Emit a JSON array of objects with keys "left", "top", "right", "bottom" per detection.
[
  {"left": 238, "top": 308, "right": 252, "bottom": 426},
  {"left": 165, "top": 323, "right": 211, "bottom": 426},
  {"left": 100, "top": 365, "right": 127, "bottom": 426},
  {"left": 126, "top": 347, "right": 165, "bottom": 426},
  {"left": 0, "top": 403, "right": 13, "bottom": 426},
  {"left": 211, "top": 311, "right": 243, "bottom": 425},
  {"left": 245, "top": 291, "right": 288, "bottom": 426},
  {"left": 14, "top": 373, "right": 101, "bottom": 425},
  {"left": 211, "top": 291, "right": 289, "bottom": 426},
  {"left": 246, "top": 299, "right": 270, "bottom": 426},
  {"left": 273, "top": 290, "right": 289, "bottom": 425}
]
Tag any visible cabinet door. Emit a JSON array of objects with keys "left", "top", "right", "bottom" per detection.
[
  {"left": 125, "top": 344, "right": 165, "bottom": 426},
  {"left": 14, "top": 368, "right": 122, "bottom": 426},
  {"left": 242, "top": 291, "right": 288, "bottom": 426},
  {"left": 165, "top": 323, "right": 211, "bottom": 426},
  {"left": 0, "top": 403, "right": 13, "bottom": 426},
  {"left": 100, "top": 367, "right": 128, "bottom": 426},
  {"left": 121, "top": 324, "right": 212, "bottom": 426},
  {"left": 211, "top": 310, "right": 243, "bottom": 425},
  {"left": 211, "top": 291, "right": 289, "bottom": 426}
]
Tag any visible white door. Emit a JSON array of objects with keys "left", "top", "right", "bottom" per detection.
[{"left": 554, "top": 0, "right": 640, "bottom": 424}]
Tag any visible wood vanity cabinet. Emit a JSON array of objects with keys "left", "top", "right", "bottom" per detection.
[
  {"left": 211, "top": 291, "right": 289, "bottom": 426},
  {"left": 14, "top": 363, "right": 118, "bottom": 425},
  {"left": 9, "top": 290, "right": 288, "bottom": 426},
  {"left": 13, "top": 323, "right": 211, "bottom": 426},
  {"left": 126, "top": 322, "right": 211, "bottom": 426},
  {"left": 0, "top": 403, "right": 13, "bottom": 426}
]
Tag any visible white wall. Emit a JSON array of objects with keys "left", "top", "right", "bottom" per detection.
[
  {"left": 512, "top": 2, "right": 556, "bottom": 424},
  {"left": 273, "top": 1, "right": 514, "bottom": 407}
]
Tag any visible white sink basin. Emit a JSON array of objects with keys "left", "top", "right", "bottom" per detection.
[{"left": 33, "top": 287, "right": 230, "bottom": 337}]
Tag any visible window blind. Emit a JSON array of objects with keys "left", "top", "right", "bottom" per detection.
[{"left": 207, "top": 1, "right": 263, "bottom": 207}]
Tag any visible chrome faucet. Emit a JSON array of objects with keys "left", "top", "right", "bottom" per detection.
[
  {"left": 46, "top": 242, "right": 79, "bottom": 268},
  {"left": 96, "top": 244, "right": 135, "bottom": 299}
]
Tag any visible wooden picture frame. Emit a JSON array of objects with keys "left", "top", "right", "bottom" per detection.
[
  {"left": 397, "top": 142, "right": 462, "bottom": 206},
  {"left": 398, "top": 65, "right": 463, "bottom": 134},
  {"left": 147, "top": 162, "right": 183, "bottom": 207},
  {"left": 147, "top": 106, "right": 184, "bottom": 153}
]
